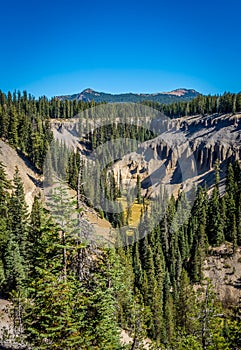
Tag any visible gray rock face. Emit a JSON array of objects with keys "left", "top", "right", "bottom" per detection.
[
  {"left": 51, "top": 113, "right": 241, "bottom": 197},
  {"left": 110, "top": 113, "right": 241, "bottom": 196}
]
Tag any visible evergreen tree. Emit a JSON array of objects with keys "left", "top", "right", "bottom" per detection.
[
  {"left": 4, "top": 234, "right": 26, "bottom": 293},
  {"left": 136, "top": 174, "right": 142, "bottom": 204},
  {"left": 9, "top": 167, "right": 29, "bottom": 260},
  {"left": 8, "top": 106, "right": 19, "bottom": 147},
  {"left": 176, "top": 269, "right": 198, "bottom": 335},
  {"left": 207, "top": 186, "right": 224, "bottom": 246},
  {"left": 27, "top": 196, "right": 60, "bottom": 281}
]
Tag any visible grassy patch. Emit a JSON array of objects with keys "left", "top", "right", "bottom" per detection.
[{"left": 117, "top": 196, "right": 149, "bottom": 228}]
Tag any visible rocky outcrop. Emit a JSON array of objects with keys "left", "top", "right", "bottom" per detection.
[
  {"left": 204, "top": 245, "right": 241, "bottom": 309},
  {"left": 111, "top": 113, "right": 241, "bottom": 196},
  {"left": 51, "top": 119, "right": 81, "bottom": 149},
  {"left": 51, "top": 113, "right": 241, "bottom": 197}
]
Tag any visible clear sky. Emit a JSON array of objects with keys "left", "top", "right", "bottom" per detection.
[{"left": 0, "top": 0, "right": 241, "bottom": 97}]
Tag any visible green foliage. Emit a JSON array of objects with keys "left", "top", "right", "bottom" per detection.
[
  {"left": 136, "top": 175, "right": 142, "bottom": 204},
  {"left": 9, "top": 167, "right": 29, "bottom": 258},
  {"left": 147, "top": 91, "right": 241, "bottom": 118},
  {"left": 175, "top": 334, "right": 202, "bottom": 350},
  {"left": 0, "top": 101, "right": 240, "bottom": 348},
  {"left": 0, "top": 90, "right": 53, "bottom": 170}
]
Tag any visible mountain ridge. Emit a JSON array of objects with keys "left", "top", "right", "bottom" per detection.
[{"left": 56, "top": 87, "right": 200, "bottom": 103}]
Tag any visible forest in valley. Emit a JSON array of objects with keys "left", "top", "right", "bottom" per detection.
[{"left": 0, "top": 90, "right": 241, "bottom": 349}]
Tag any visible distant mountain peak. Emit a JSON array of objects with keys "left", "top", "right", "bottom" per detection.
[
  {"left": 162, "top": 88, "right": 196, "bottom": 97},
  {"left": 57, "top": 88, "right": 200, "bottom": 104},
  {"left": 82, "top": 88, "right": 95, "bottom": 93}
]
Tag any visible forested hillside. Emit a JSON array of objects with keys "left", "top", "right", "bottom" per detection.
[
  {"left": 0, "top": 90, "right": 241, "bottom": 349},
  {"left": 144, "top": 92, "right": 241, "bottom": 118},
  {"left": 0, "top": 90, "right": 100, "bottom": 170}
]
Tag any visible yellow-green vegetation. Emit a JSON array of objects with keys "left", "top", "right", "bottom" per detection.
[{"left": 117, "top": 196, "right": 149, "bottom": 228}]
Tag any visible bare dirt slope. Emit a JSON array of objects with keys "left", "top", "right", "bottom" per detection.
[
  {"left": 0, "top": 140, "right": 41, "bottom": 209},
  {"left": 204, "top": 245, "right": 241, "bottom": 309},
  {"left": 0, "top": 298, "right": 26, "bottom": 349},
  {"left": 0, "top": 139, "right": 112, "bottom": 241}
]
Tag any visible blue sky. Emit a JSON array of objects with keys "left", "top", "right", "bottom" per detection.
[{"left": 0, "top": 0, "right": 241, "bottom": 97}]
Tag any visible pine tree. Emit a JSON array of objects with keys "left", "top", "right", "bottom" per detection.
[
  {"left": 136, "top": 174, "right": 142, "bottom": 204},
  {"left": 224, "top": 163, "right": 239, "bottom": 247},
  {"left": 27, "top": 196, "right": 60, "bottom": 281},
  {"left": 0, "top": 160, "right": 10, "bottom": 290},
  {"left": 9, "top": 167, "right": 29, "bottom": 260},
  {"left": 8, "top": 106, "right": 19, "bottom": 147},
  {"left": 46, "top": 181, "right": 79, "bottom": 281},
  {"left": 176, "top": 269, "right": 198, "bottom": 335},
  {"left": 197, "top": 282, "right": 228, "bottom": 350},
  {"left": 129, "top": 290, "right": 148, "bottom": 350},
  {"left": 0, "top": 159, "right": 11, "bottom": 259},
  {"left": 162, "top": 271, "right": 174, "bottom": 344},
  {"left": 207, "top": 185, "right": 224, "bottom": 246},
  {"left": 4, "top": 234, "right": 26, "bottom": 293}
]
